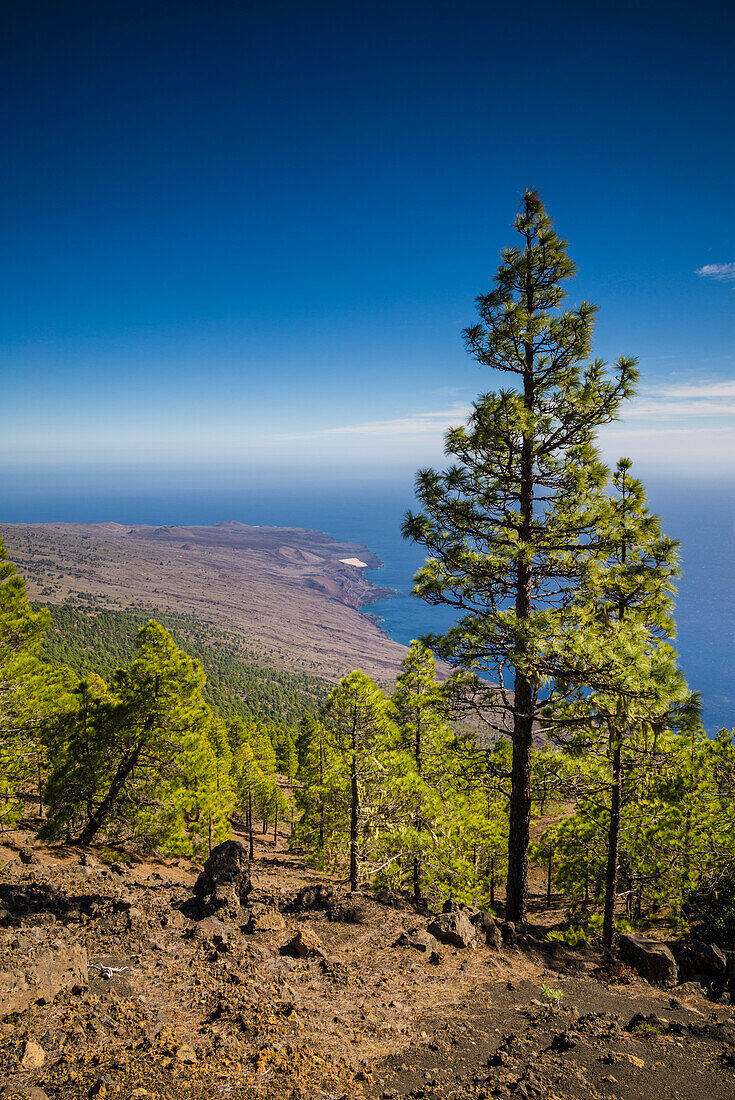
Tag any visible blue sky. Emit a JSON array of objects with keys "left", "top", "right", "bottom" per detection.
[{"left": 2, "top": 0, "right": 735, "bottom": 493}]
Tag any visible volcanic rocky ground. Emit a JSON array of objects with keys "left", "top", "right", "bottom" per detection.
[{"left": 2, "top": 826, "right": 735, "bottom": 1100}]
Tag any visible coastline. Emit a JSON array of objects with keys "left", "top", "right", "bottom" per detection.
[{"left": 0, "top": 519, "right": 411, "bottom": 682}]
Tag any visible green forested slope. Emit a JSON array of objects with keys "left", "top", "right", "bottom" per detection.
[{"left": 35, "top": 603, "right": 329, "bottom": 724}]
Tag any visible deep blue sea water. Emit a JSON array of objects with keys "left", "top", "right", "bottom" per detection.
[{"left": 1, "top": 475, "right": 733, "bottom": 735}]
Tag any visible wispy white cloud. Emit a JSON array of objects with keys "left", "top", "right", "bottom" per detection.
[
  {"left": 281, "top": 403, "right": 472, "bottom": 441},
  {"left": 600, "top": 422, "right": 735, "bottom": 471},
  {"left": 622, "top": 378, "right": 735, "bottom": 421},
  {"left": 653, "top": 380, "right": 735, "bottom": 399},
  {"left": 626, "top": 398, "right": 735, "bottom": 420},
  {"left": 695, "top": 262, "right": 735, "bottom": 282},
  {"left": 599, "top": 376, "right": 735, "bottom": 471}
]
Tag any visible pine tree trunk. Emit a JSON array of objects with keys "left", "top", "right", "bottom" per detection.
[
  {"left": 506, "top": 700, "right": 533, "bottom": 923},
  {"left": 682, "top": 730, "right": 695, "bottom": 892},
  {"left": 603, "top": 740, "right": 622, "bottom": 951},
  {"left": 319, "top": 740, "right": 324, "bottom": 852},
  {"left": 78, "top": 741, "right": 143, "bottom": 846},
  {"left": 349, "top": 713, "right": 359, "bottom": 892},
  {"left": 682, "top": 807, "right": 691, "bottom": 892},
  {"left": 248, "top": 786, "right": 254, "bottom": 860},
  {"left": 604, "top": 507, "right": 628, "bottom": 950},
  {"left": 413, "top": 713, "right": 422, "bottom": 901},
  {"left": 506, "top": 338, "right": 535, "bottom": 925}
]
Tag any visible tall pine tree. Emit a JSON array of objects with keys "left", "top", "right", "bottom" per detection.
[
  {"left": 404, "top": 191, "right": 637, "bottom": 921},
  {"left": 557, "top": 459, "right": 688, "bottom": 948},
  {"left": 43, "top": 620, "right": 231, "bottom": 854},
  {"left": 323, "top": 671, "right": 392, "bottom": 891},
  {"left": 387, "top": 641, "right": 455, "bottom": 901},
  {"left": 0, "top": 538, "right": 69, "bottom": 825}
]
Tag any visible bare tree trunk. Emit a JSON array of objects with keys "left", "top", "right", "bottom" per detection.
[
  {"left": 506, "top": 338, "right": 535, "bottom": 926},
  {"left": 78, "top": 742, "right": 143, "bottom": 846},
  {"left": 248, "top": 787, "right": 254, "bottom": 860},
  {"left": 604, "top": 502, "right": 629, "bottom": 950},
  {"left": 319, "top": 739, "right": 324, "bottom": 852},
  {"left": 349, "top": 712, "right": 359, "bottom": 892},
  {"left": 489, "top": 853, "right": 496, "bottom": 911},
  {"left": 507, "top": 673, "right": 533, "bottom": 923},
  {"left": 603, "top": 740, "right": 622, "bottom": 950},
  {"left": 413, "top": 858, "right": 421, "bottom": 902},
  {"left": 413, "top": 711, "right": 422, "bottom": 902}
]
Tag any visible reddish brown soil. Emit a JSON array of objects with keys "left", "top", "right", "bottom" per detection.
[{"left": 1, "top": 825, "right": 733, "bottom": 1100}]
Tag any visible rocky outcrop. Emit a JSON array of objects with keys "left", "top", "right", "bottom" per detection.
[
  {"left": 190, "top": 841, "right": 252, "bottom": 918},
  {"left": 692, "top": 940, "right": 728, "bottom": 979},
  {"left": 280, "top": 929, "right": 325, "bottom": 958},
  {"left": 427, "top": 911, "right": 476, "bottom": 949},
  {"left": 619, "top": 934, "right": 678, "bottom": 988},
  {"left": 289, "top": 883, "right": 335, "bottom": 911},
  {"left": 393, "top": 928, "right": 439, "bottom": 953},
  {"left": 326, "top": 900, "right": 363, "bottom": 923},
  {"left": 467, "top": 909, "right": 502, "bottom": 950}
]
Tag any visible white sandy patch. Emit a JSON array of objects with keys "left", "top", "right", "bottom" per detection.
[{"left": 339, "top": 557, "right": 368, "bottom": 568}]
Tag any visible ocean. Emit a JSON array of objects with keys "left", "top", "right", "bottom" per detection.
[{"left": 1, "top": 475, "right": 733, "bottom": 735}]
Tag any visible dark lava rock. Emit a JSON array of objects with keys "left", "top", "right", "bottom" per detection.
[
  {"left": 327, "top": 900, "right": 363, "bottom": 923},
  {"left": 692, "top": 940, "right": 727, "bottom": 979},
  {"left": 18, "top": 846, "right": 39, "bottom": 865},
  {"left": 393, "top": 928, "right": 439, "bottom": 953},
  {"left": 551, "top": 1029, "right": 580, "bottom": 1051},
  {"left": 470, "top": 911, "right": 502, "bottom": 950},
  {"left": 626, "top": 1012, "right": 668, "bottom": 1032},
  {"left": 619, "top": 933, "right": 678, "bottom": 988},
  {"left": 725, "top": 950, "right": 735, "bottom": 981},
  {"left": 191, "top": 840, "right": 253, "bottom": 918},
  {"left": 289, "top": 883, "right": 335, "bottom": 911},
  {"left": 486, "top": 922, "right": 502, "bottom": 950},
  {"left": 500, "top": 921, "right": 517, "bottom": 946},
  {"left": 427, "top": 911, "right": 476, "bottom": 948},
  {"left": 470, "top": 909, "right": 496, "bottom": 934}
]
